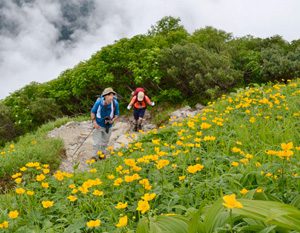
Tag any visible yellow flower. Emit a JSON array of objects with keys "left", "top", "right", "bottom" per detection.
[
  {"left": 201, "top": 122, "right": 212, "bottom": 129},
  {"left": 187, "top": 121, "right": 195, "bottom": 129},
  {"left": 196, "top": 131, "right": 202, "bottom": 136},
  {"left": 117, "top": 151, "right": 124, "bottom": 157},
  {"left": 240, "top": 188, "right": 249, "bottom": 195},
  {"left": 15, "top": 188, "right": 25, "bottom": 195},
  {"left": 281, "top": 142, "right": 293, "bottom": 151},
  {"left": 71, "top": 189, "right": 78, "bottom": 194},
  {"left": 156, "top": 159, "right": 170, "bottom": 169},
  {"left": 86, "top": 219, "right": 101, "bottom": 228},
  {"left": 53, "top": 171, "right": 64, "bottom": 181},
  {"left": 42, "top": 200, "right": 54, "bottom": 208},
  {"left": 43, "top": 169, "right": 50, "bottom": 174},
  {"left": 240, "top": 158, "right": 249, "bottom": 165},
  {"left": 15, "top": 177, "right": 22, "bottom": 184},
  {"left": 93, "top": 190, "right": 104, "bottom": 196},
  {"left": 179, "top": 175, "right": 186, "bottom": 181},
  {"left": 124, "top": 159, "right": 136, "bottom": 167},
  {"left": 115, "top": 202, "right": 128, "bottom": 209},
  {"left": 0, "top": 221, "right": 9, "bottom": 229},
  {"left": 139, "top": 179, "right": 152, "bottom": 190},
  {"left": 136, "top": 200, "right": 150, "bottom": 214},
  {"left": 36, "top": 174, "right": 46, "bottom": 182},
  {"left": 41, "top": 182, "right": 49, "bottom": 188},
  {"left": 116, "top": 215, "right": 128, "bottom": 228},
  {"left": 152, "top": 139, "right": 160, "bottom": 145},
  {"left": 265, "top": 172, "right": 272, "bottom": 177},
  {"left": 203, "top": 136, "right": 216, "bottom": 141},
  {"left": 113, "top": 178, "right": 123, "bottom": 186},
  {"left": 187, "top": 164, "right": 204, "bottom": 174},
  {"left": 89, "top": 168, "right": 97, "bottom": 173},
  {"left": 20, "top": 167, "right": 27, "bottom": 172},
  {"left": 107, "top": 174, "right": 115, "bottom": 180},
  {"left": 8, "top": 210, "right": 19, "bottom": 219},
  {"left": 256, "top": 188, "right": 263, "bottom": 193},
  {"left": 26, "top": 162, "right": 40, "bottom": 168},
  {"left": 69, "top": 184, "right": 76, "bottom": 189},
  {"left": 11, "top": 172, "right": 22, "bottom": 179},
  {"left": 222, "top": 194, "right": 243, "bottom": 209},
  {"left": 26, "top": 190, "right": 35, "bottom": 196},
  {"left": 86, "top": 159, "right": 96, "bottom": 165},
  {"left": 67, "top": 195, "right": 77, "bottom": 202},
  {"left": 231, "top": 161, "right": 239, "bottom": 167},
  {"left": 231, "top": 147, "right": 242, "bottom": 153},
  {"left": 255, "top": 162, "right": 261, "bottom": 167},
  {"left": 249, "top": 117, "right": 256, "bottom": 123},
  {"left": 142, "top": 193, "right": 156, "bottom": 201}
]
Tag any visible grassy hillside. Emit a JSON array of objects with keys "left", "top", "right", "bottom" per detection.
[
  {"left": 0, "top": 79, "right": 299, "bottom": 232},
  {"left": 0, "top": 115, "right": 89, "bottom": 187}
]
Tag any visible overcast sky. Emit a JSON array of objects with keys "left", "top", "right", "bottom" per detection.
[{"left": 0, "top": 0, "right": 299, "bottom": 99}]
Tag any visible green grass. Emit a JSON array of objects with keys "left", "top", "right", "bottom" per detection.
[
  {"left": 0, "top": 115, "right": 89, "bottom": 183},
  {"left": 0, "top": 80, "right": 300, "bottom": 232}
]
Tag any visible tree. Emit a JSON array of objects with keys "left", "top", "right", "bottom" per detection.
[
  {"left": 189, "top": 26, "right": 232, "bottom": 53},
  {"left": 148, "top": 16, "right": 185, "bottom": 36},
  {"left": 159, "top": 43, "right": 243, "bottom": 102},
  {"left": 0, "top": 103, "right": 17, "bottom": 146}
]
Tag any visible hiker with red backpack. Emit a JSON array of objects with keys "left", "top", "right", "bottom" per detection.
[{"left": 127, "top": 88, "right": 155, "bottom": 131}]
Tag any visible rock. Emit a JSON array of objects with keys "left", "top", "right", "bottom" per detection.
[
  {"left": 169, "top": 104, "right": 204, "bottom": 122},
  {"left": 195, "top": 103, "right": 205, "bottom": 110},
  {"left": 48, "top": 104, "right": 206, "bottom": 173},
  {"left": 170, "top": 106, "right": 192, "bottom": 117},
  {"left": 48, "top": 118, "right": 155, "bottom": 173}
]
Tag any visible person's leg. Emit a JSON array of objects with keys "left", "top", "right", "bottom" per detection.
[
  {"left": 100, "top": 127, "right": 112, "bottom": 158},
  {"left": 138, "top": 109, "right": 146, "bottom": 130},
  {"left": 133, "top": 109, "right": 139, "bottom": 131},
  {"left": 92, "top": 128, "right": 102, "bottom": 159}
]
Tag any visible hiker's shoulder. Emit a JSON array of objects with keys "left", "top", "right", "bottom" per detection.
[
  {"left": 113, "top": 97, "right": 119, "bottom": 105},
  {"left": 95, "top": 97, "right": 104, "bottom": 105},
  {"left": 131, "top": 95, "right": 137, "bottom": 101}
]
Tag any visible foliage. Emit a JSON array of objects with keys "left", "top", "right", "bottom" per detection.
[{"left": 0, "top": 79, "right": 299, "bottom": 232}]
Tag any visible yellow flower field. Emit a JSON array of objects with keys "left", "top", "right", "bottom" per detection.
[{"left": 0, "top": 79, "right": 300, "bottom": 232}]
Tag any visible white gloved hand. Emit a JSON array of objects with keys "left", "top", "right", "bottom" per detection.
[
  {"left": 151, "top": 102, "right": 155, "bottom": 106},
  {"left": 127, "top": 105, "right": 131, "bottom": 110}
]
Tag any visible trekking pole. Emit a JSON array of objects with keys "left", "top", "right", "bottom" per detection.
[{"left": 71, "top": 126, "right": 94, "bottom": 158}]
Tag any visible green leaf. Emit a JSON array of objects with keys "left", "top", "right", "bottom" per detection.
[
  {"left": 234, "top": 199, "right": 300, "bottom": 231},
  {"left": 136, "top": 217, "right": 149, "bottom": 233}
]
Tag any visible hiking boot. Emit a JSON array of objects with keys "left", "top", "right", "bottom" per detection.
[
  {"left": 138, "top": 124, "right": 142, "bottom": 131},
  {"left": 134, "top": 124, "right": 138, "bottom": 132}
]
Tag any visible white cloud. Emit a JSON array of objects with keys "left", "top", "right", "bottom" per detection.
[{"left": 0, "top": 0, "right": 299, "bottom": 99}]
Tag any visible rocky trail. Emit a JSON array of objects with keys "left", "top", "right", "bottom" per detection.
[{"left": 48, "top": 105, "right": 204, "bottom": 172}]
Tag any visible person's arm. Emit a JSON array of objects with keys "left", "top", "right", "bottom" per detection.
[
  {"left": 112, "top": 100, "right": 120, "bottom": 124},
  {"left": 145, "top": 96, "right": 155, "bottom": 106},
  {"left": 91, "top": 101, "right": 100, "bottom": 128},
  {"left": 127, "top": 96, "right": 137, "bottom": 110}
]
